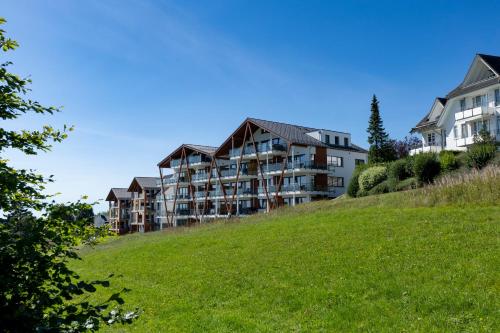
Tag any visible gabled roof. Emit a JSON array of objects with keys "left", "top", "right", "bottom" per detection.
[
  {"left": 105, "top": 188, "right": 132, "bottom": 201},
  {"left": 157, "top": 143, "right": 217, "bottom": 167},
  {"left": 412, "top": 97, "right": 447, "bottom": 132},
  {"left": 127, "top": 177, "right": 160, "bottom": 192},
  {"left": 215, "top": 117, "right": 367, "bottom": 156},
  {"left": 446, "top": 54, "right": 500, "bottom": 99}
]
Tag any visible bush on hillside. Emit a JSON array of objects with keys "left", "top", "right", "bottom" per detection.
[
  {"left": 359, "top": 166, "right": 387, "bottom": 192},
  {"left": 413, "top": 153, "right": 441, "bottom": 184},
  {"left": 395, "top": 177, "right": 418, "bottom": 191},
  {"left": 388, "top": 159, "right": 411, "bottom": 181},
  {"left": 368, "top": 179, "right": 391, "bottom": 195},
  {"left": 347, "top": 164, "right": 369, "bottom": 197},
  {"left": 439, "top": 151, "right": 459, "bottom": 172},
  {"left": 466, "top": 126, "right": 497, "bottom": 169}
]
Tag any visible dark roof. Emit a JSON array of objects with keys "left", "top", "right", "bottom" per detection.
[
  {"left": 479, "top": 53, "right": 500, "bottom": 74},
  {"left": 215, "top": 117, "right": 367, "bottom": 156},
  {"left": 105, "top": 188, "right": 132, "bottom": 201},
  {"left": 127, "top": 177, "right": 160, "bottom": 192},
  {"left": 446, "top": 76, "right": 500, "bottom": 99},
  {"left": 412, "top": 97, "right": 447, "bottom": 131},
  {"left": 157, "top": 143, "right": 218, "bottom": 167},
  {"left": 184, "top": 144, "right": 217, "bottom": 155},
  {"left": 446, "top": 54, "right": 500, "bottom": 99},
  {"left": 248, "top": 118, "right": 328, "bottom": 147}
]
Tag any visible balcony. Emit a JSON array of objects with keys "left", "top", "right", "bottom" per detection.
[
  {"left": 187, "top": 155, "right": 211, "bottom": 166},
  {"left": 164, "top": 176, "right": 190, "bottom": 185},
  {"left": 192, "top": 173, "right": 209, "bottom": 182},
  {"left": 217, "top": 168, "right": 257, "bottom": 180},
  {"left": 165, "top": 193, "right": 191, "bottom": 201},
  {"left": 454, "top": 105, "right": 495, "bottom": 121},
  {"left": 229, "top": 143, "right": 286, "bottom": 159},
  {"left": 409, "top": 145, "right": 443, "bottom": 155},
  {"left": 259, "top": 183, "right": 332, "bottom": 195},
  {"left": 261, "top": 161, "right": 328, "bottom": 174}
]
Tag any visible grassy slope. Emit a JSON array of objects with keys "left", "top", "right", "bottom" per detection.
[{"left": 74, "top": 171, "right": 500, "bottom": 332}]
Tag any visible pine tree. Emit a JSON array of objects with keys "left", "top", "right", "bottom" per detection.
[
  {"left": 366, "top": 95, "right": 396, "bottom": 163},
  {"left": 367, "top": 95, "right": 388, "bottom": 148}
]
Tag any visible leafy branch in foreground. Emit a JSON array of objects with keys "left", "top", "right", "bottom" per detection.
[{"left": 0, "top": 18, "right": 138, "bottom": 332}]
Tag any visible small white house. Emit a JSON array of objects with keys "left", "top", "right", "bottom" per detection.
[{"left": 411, "top": 54, "right": 500, "bottom": 154}]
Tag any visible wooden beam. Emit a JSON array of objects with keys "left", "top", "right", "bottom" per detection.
[
  {"left": 203, "top": 158, "right": 215, "bottom": 220},
  {"left": 171, "top": 148, "right": 186, "bottom": 227},
  {"left": 213, "top": 158, "right": 230, "bottom": 215},
  {"left": 248, "top": 123, "right": 272, "bottom": 210},
  {"left": 273, "top": 143, "right": 292, "bottom": 207},
  {"left": 158, "top": 166, "right": 170, "bottom": 227},
  {"left": 184, "top": 147, "right": 199, "bottom": 222},
  {"left": 229, "top": 123, "right": 249, "bottom": 215}
]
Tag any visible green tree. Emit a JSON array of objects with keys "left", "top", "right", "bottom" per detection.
[
  {"left": 366, "top": 95, "right": 396, "bottom": 163},
  {"left": 0, "top": 18, "right": 138, "bottom": 332}
]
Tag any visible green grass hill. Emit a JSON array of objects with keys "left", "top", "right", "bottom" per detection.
[{"left": 74, "top": 167, "right": 500, "bottom": 332}]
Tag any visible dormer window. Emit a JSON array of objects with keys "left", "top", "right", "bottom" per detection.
[
  {"left": 325, "top": 134, "right": 330, "bottom": 144},
  {"left": 344, "top": 137, "right": 349, "bottom": 147},
  {"left": 334, "top": 136, "right": 339, "bottom": 145}
]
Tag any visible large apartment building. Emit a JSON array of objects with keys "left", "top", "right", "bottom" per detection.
[
  {"left": 158, "top": 118, "right": 367, "bottom": 227},
  {"left": 411, "top": 54, "right": 500, "bottom": 154},
  {"left": 105, "top": 188, "right": 132, "bottom": 234}
]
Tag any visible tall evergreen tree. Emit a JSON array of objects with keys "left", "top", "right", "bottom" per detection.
[
  {"left": 366, "top": 95, "right": 396, "bottom": 163},
  {"left": 367, "top": 95, "right": 388, "bottom": 148}
]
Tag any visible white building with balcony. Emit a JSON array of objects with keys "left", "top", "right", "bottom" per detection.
[
  {"left": 157, "top": 118, "right": 367, "bottom": 226},
  {"left": 411, "top": 54, "right": 500, "bottom": 154}
]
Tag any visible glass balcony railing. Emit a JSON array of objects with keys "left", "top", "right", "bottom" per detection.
[
  {"left": 187, "top": 155, "right": 211, "bottom": 165},
  {"left": 192, "top": 173, "right": 209, "bottom": 182},
  {"left": 229, "top": 143, "right": 286, "bottom": 157},
  {"left": 261, "top": 161, "right": 328, "bottom": 173},
  {"left": 258, "top": 183, "right": 331, "bottom": 193}
]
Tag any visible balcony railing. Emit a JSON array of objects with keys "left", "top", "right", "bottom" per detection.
[
  {"left": 261, "top": 161, "right": 328, "bottom": 173},
  {"left": 454, "top": 105, "right": 495, "bottom": 121},
  {"left": 229, "top": 143, "right": 286, "bottom": 157},
  {"left": 192, "top": 173, "right": 209, "bottom": 182},
  {"left": 259, "top": 183, "right": 331, "bottom": 193}
]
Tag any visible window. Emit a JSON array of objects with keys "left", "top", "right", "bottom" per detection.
[
  {"left": 295, "top": 197, "right": 305, "bottom": 205},
  {"left": 495, "top": 89, "right": 500, "bottom": 107},
  {"left": 355, "top": 159, "right": 365, "bottom": 166},
  {"left": 259, "top": 199, "right": 267, "bottom": 209},
  {"left": 427, "top": 133, "right": 436, "bottom": 146},
  {"left": 460, "top": 98, "right": 466, "bottom": 111},
  {"left": 497, "top": 116, "right": 500, "bottom": 134},
  {"left": 473, "top": 95, "right": 485, "bottom": 108},
  {"left": 327, "top": 155, "right": 343, "bottom": 167},
  {"left": 328, "top": 176, "right": 344, "bottom": 187},
  {"left": 325, "top": 134, "right": 330, "bottom": 144},
  {"left": 461, "top": 123, "right": 468, "bottom": 138},
  {"left": 272, "top": 138, "right": 281, "bottom": 145},
  {"left": 344, "top": 137, "right": 349, "bottom": 147},
  {"left": 453, "top": 126, "right": 458, "bottom": 139},
  {"left": 261, "top": 129, "right": 269, "bottom": 134},
  {"left": 334, "top": 136, "right": 339, "bottom": 145},
  {"left": 443, "top": 130, "right": 447, "bottom": 147},
  {"left": 295, "top": 175, "right": 306, "bottom": 185}
]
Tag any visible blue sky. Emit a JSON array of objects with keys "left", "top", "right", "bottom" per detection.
[{"left": 3, "top": 0, "right": 500, "bottom": 211}]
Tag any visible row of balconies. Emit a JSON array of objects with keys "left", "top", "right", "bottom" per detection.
[
  {"left": 164, "top": 162, "right": 331, "bottom": 185},
  {"left": 229, "top": 143, "right": 287, "bottom": 158},
  {"left": 164, "top": 183, "right": 334, "bottom": 201},
  {"left": 170, "top": 155, "right": 212, "bottom": 168}
]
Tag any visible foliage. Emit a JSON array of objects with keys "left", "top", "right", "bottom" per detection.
[
  {"left": 413, "top": 153, "right": 441, "bottom": 184},
  {"left": 367, "top": 179, "right": 391, "bottom": 195},
  {"left": 466, "top": 127, "right": 497, "bottom": 170},
  {"left": 358, "top": 165, "right": 387, "bottom": 192},
  {"left": 390, "top": 136, "right": 422, "bottom": 159},
  {"left": 388, "top": 159, "right": 411, "bottom": 181},
  {"left": 0, "top": 18, "right": 137, "bottom": 331},
  {"left": 439, "top": 151, "right": 459, "bottom": 172},
  {"left": 366, "top": 95, "right": 396, "bottom": 163},
  {"left": 73, "top": 170, "right": 499, "bottom": 332},
  {"left": 394, "top": 177, "right": 417, "bottom": 191},
  {"left": 346, "top": 163, "right": 369, "bottom": 197}
]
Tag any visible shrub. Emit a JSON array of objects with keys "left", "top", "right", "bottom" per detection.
[
  {"left": 395, "top": 177, "right": 418, "bottom": 191},
  {"left": 388, "top": 159, "right": 410, "bottom": 181},
  {"left": 466, "top": 142, "right": 496, "bottom": 170},
  {"left": 413, "top": 153, "right": 441, "bottom": 184},
  {"left": 347, "top": 164, "right": 369, "bottom": 197},
  {"left": 368, "top": 179, "right": 391, "bottom": 195},
  {"left": 439, "top": 151, "right": 458, "bottom": 172},
  {"left": 359, "top": 166, "right": 387, "bottom": 192}
]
